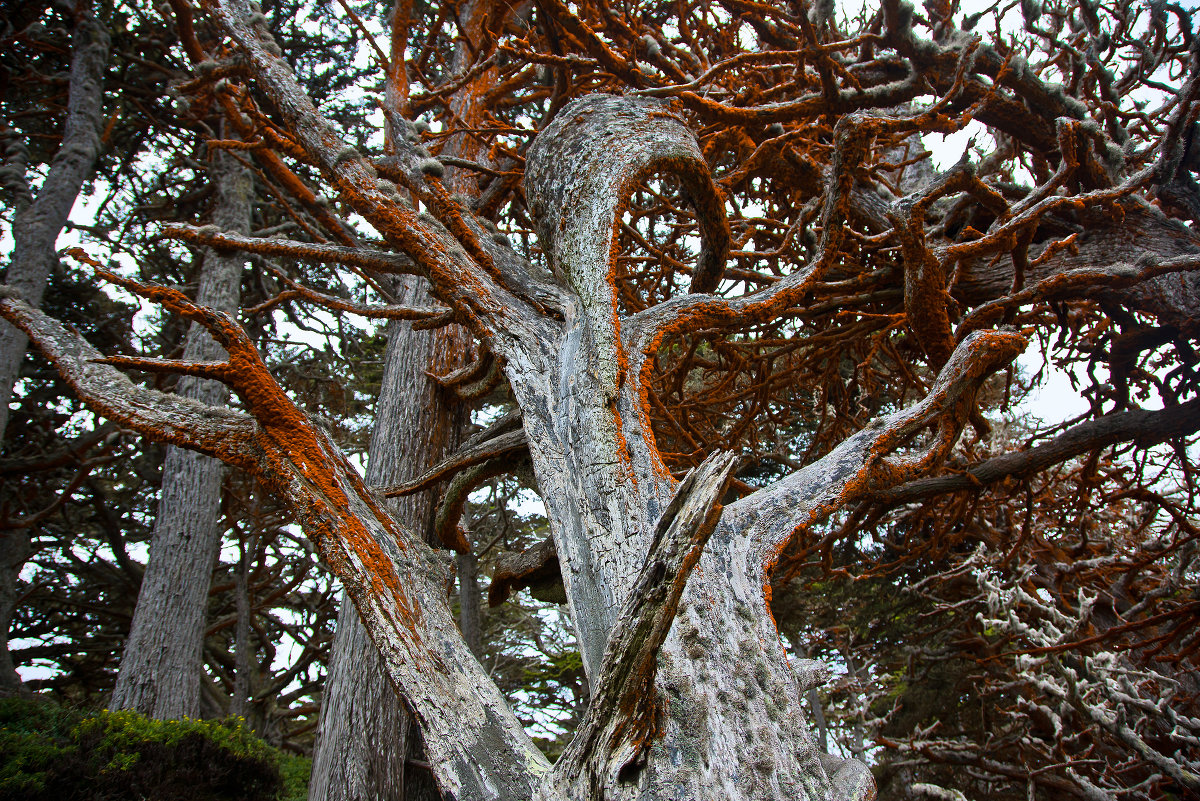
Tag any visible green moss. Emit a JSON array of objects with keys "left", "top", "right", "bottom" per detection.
[{"left": 0, "top": 698, "right": 306, "bottom": 801}]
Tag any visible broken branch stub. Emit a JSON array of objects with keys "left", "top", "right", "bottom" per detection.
[{"left": 548, "top": 450, "right": 739, "bottom": 795}]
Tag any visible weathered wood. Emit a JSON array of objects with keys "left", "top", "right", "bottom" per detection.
[
  {"left": 25, "top": 0, "right": 1191, "bottom": 791},
  {"left": 546, "top": 451, "right": 739, "bottom": 797},
  {"left": 517, "top": 95, "right": 734, "bottom": 679},
  {"left": 488, "top": 537, "right": 560, "bottom": 608},
  {"left": 309, "top": 0, "right": 504, "bottom": 788},
  {"left": 379, "top": 426, "right": 527, "bottom": 499}
]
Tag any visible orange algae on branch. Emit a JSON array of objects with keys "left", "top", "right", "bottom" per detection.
[{"left": 94, "top": 267, "right": 424, "bottom": 632}]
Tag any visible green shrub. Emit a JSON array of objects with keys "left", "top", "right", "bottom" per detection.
[
  {"left": 276, "top": 751, "right": 313, "bottom": 801},
  {"left": 0, "top": 697, "right": 82, "bottom": 798},
  {"left": 0, "top": 698, "right": 305, "bottom": 801}
]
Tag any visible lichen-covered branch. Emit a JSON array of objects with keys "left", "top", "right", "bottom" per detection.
[{"left": 0, "top": 287, "right": 548, "bottom": 799}]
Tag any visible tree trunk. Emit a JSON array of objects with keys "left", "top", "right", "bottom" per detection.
[
  {"left": 0, "top": 1, "right": 108, "bottom": 697},
  {"left": 0, "top": 101, "right": 1021, "bottom": 794},
  {"left": 231, "top": 530, "right": 258, "bottom": 719},
  {"left": 308, "top": 277, "right": 469, "bottom": 801},
  {"left": 309, "top": 0, "right": 493, "bottom": 789},
  {"left": 457, "top": 551, "right": 482, "bottom": 658},
  {"left": 0, "top": 531, "right": 31, "bottom": 697},
  {"left": 109, "top": 148, "right": 250, "bottom": 718},
  {"left": 0, "top": 2, "right": 108, "bottom": 441}
]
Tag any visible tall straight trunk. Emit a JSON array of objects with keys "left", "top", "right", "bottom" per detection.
[
  {"left": 109, "top": 149, "right": 251, "bottom": 718},
  {"left": 309, "top": 0, "right": 490, "bottom": 793},
  {"left": 0, "top": 533, "right": 32, "bottom": 698},
  {"left": 0, "top": 1, "right": 108, "bottom": 697},
  {"left": 457, "top": 551, "right": 482, "bottom": 658},
  {"left": 308, "top": 279, "right": 469, "bottom": 801},
  {"left": 231, "top": 529, "right": 258, "bottom": 719}
]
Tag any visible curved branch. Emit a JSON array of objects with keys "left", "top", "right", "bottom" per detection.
[
  {"left": 726, "top": 329, "right": 1026, "bottom": 556},
  {"left": 378, "top": 425, "right": 527, "bottom": 498},
  {"left": 623, "top": 109, "right": 890, "bottom": 356},
  {"left": 488, "top": 537, "right": 561, "bottom": 607},
  {"left": 256, "top": 267, "right": 453, "bottom": 321},
  {"left": 199, "top": 0, "right": 559, "bottom": 350},
  {"left": 525, "top": 94, "right": 730, "bottom": 310},
  {"left": 4, "top": 287, "right": 550, "bottom": 798}
]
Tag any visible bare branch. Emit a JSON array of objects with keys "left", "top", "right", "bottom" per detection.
[
  {"left": 0, "top": 294, "right": 258, "bottom": 466},
  {"left": 876, "top": 399, "right": 1200, "bottom": 506},
  {"left": 729, "top": 329, "right": 1026, "bottom": 554},
  {"left": 162, "top": 223, "right": 420, "bottom": 275}
]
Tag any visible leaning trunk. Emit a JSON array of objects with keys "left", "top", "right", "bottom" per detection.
[
  {"left": 109, "top": 148, "right": 250, "bottom": 718},
  {"left": 0, "top": 1, "right": 108, "bottom": 695}
]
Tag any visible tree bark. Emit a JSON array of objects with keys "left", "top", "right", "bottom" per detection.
[
  {"left": 109, "top": 148, "right": 250, "bottom": 719},
  {"left": 0, "top": 529, "right": 31, "bottom": 698},
  {"left": 0, "top": 282, "right": 551, "bottom": 799},
  {"left": 457, "top": 551, "right": 483, "bottom": 658},
  {"left": 309, "top": 0, "right": 493, "bottom": 790},
  {"left": 0, "top": 2, "right": 108, "bottom": 441},
  {"left": 309, "top": 277, "right": 470, "bottom": 801},
  {"left": 0, "top": 0, "right": 108, "bottom": 697},
  {"left": 0, "top": 82, "right": 1027, "bottom": 797},
  {"left": 231, "top": 529, "right": 258, "bottom": 719}
]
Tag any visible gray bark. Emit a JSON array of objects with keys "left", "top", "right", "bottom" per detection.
[
  {"left": 0, "top": 1, "right": 108, "bottom": 440},
  {"left": 309, "top": 0, "right": 487, "bottom": 789},
  {"left": 16, "top": 1, "right": 1159, "bottom": 794},
  {"left": 231, "top": 530, "right": 258, "bottom": 719},
  {"left": 0, "top": 81, "right": 1027, "bottom": 798},
  {"left": 457, "top": 551, "right": 483, "bottom": 658},
  {"left": 0, "top": 528, "right": 32, "bottom": 697},
  {"left": 0, "top": 0, "right": 108, "bottom": 697},
  {"left": 0, "top": 289, "right": 551, "bottom": 800},
  {"left": 109, "top": 148, "right": 251, "bottom": 719},
  {"left": 309, "top": 277, "right": 469, "bottom": 801}
]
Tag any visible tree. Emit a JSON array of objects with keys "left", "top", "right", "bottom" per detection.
[
  {"left": 0, "top": 0, "right": 109, "bottom": 697},
  {"left": 108, "top": 146, "right": 251, "bottom": 719},
  {"left": 3, "top": 0, "right": 1199, "bottom": 799}
]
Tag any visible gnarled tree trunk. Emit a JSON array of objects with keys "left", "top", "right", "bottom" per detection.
[{"left": 17, "top": 0, "right": 1165, "bottom": 796}]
